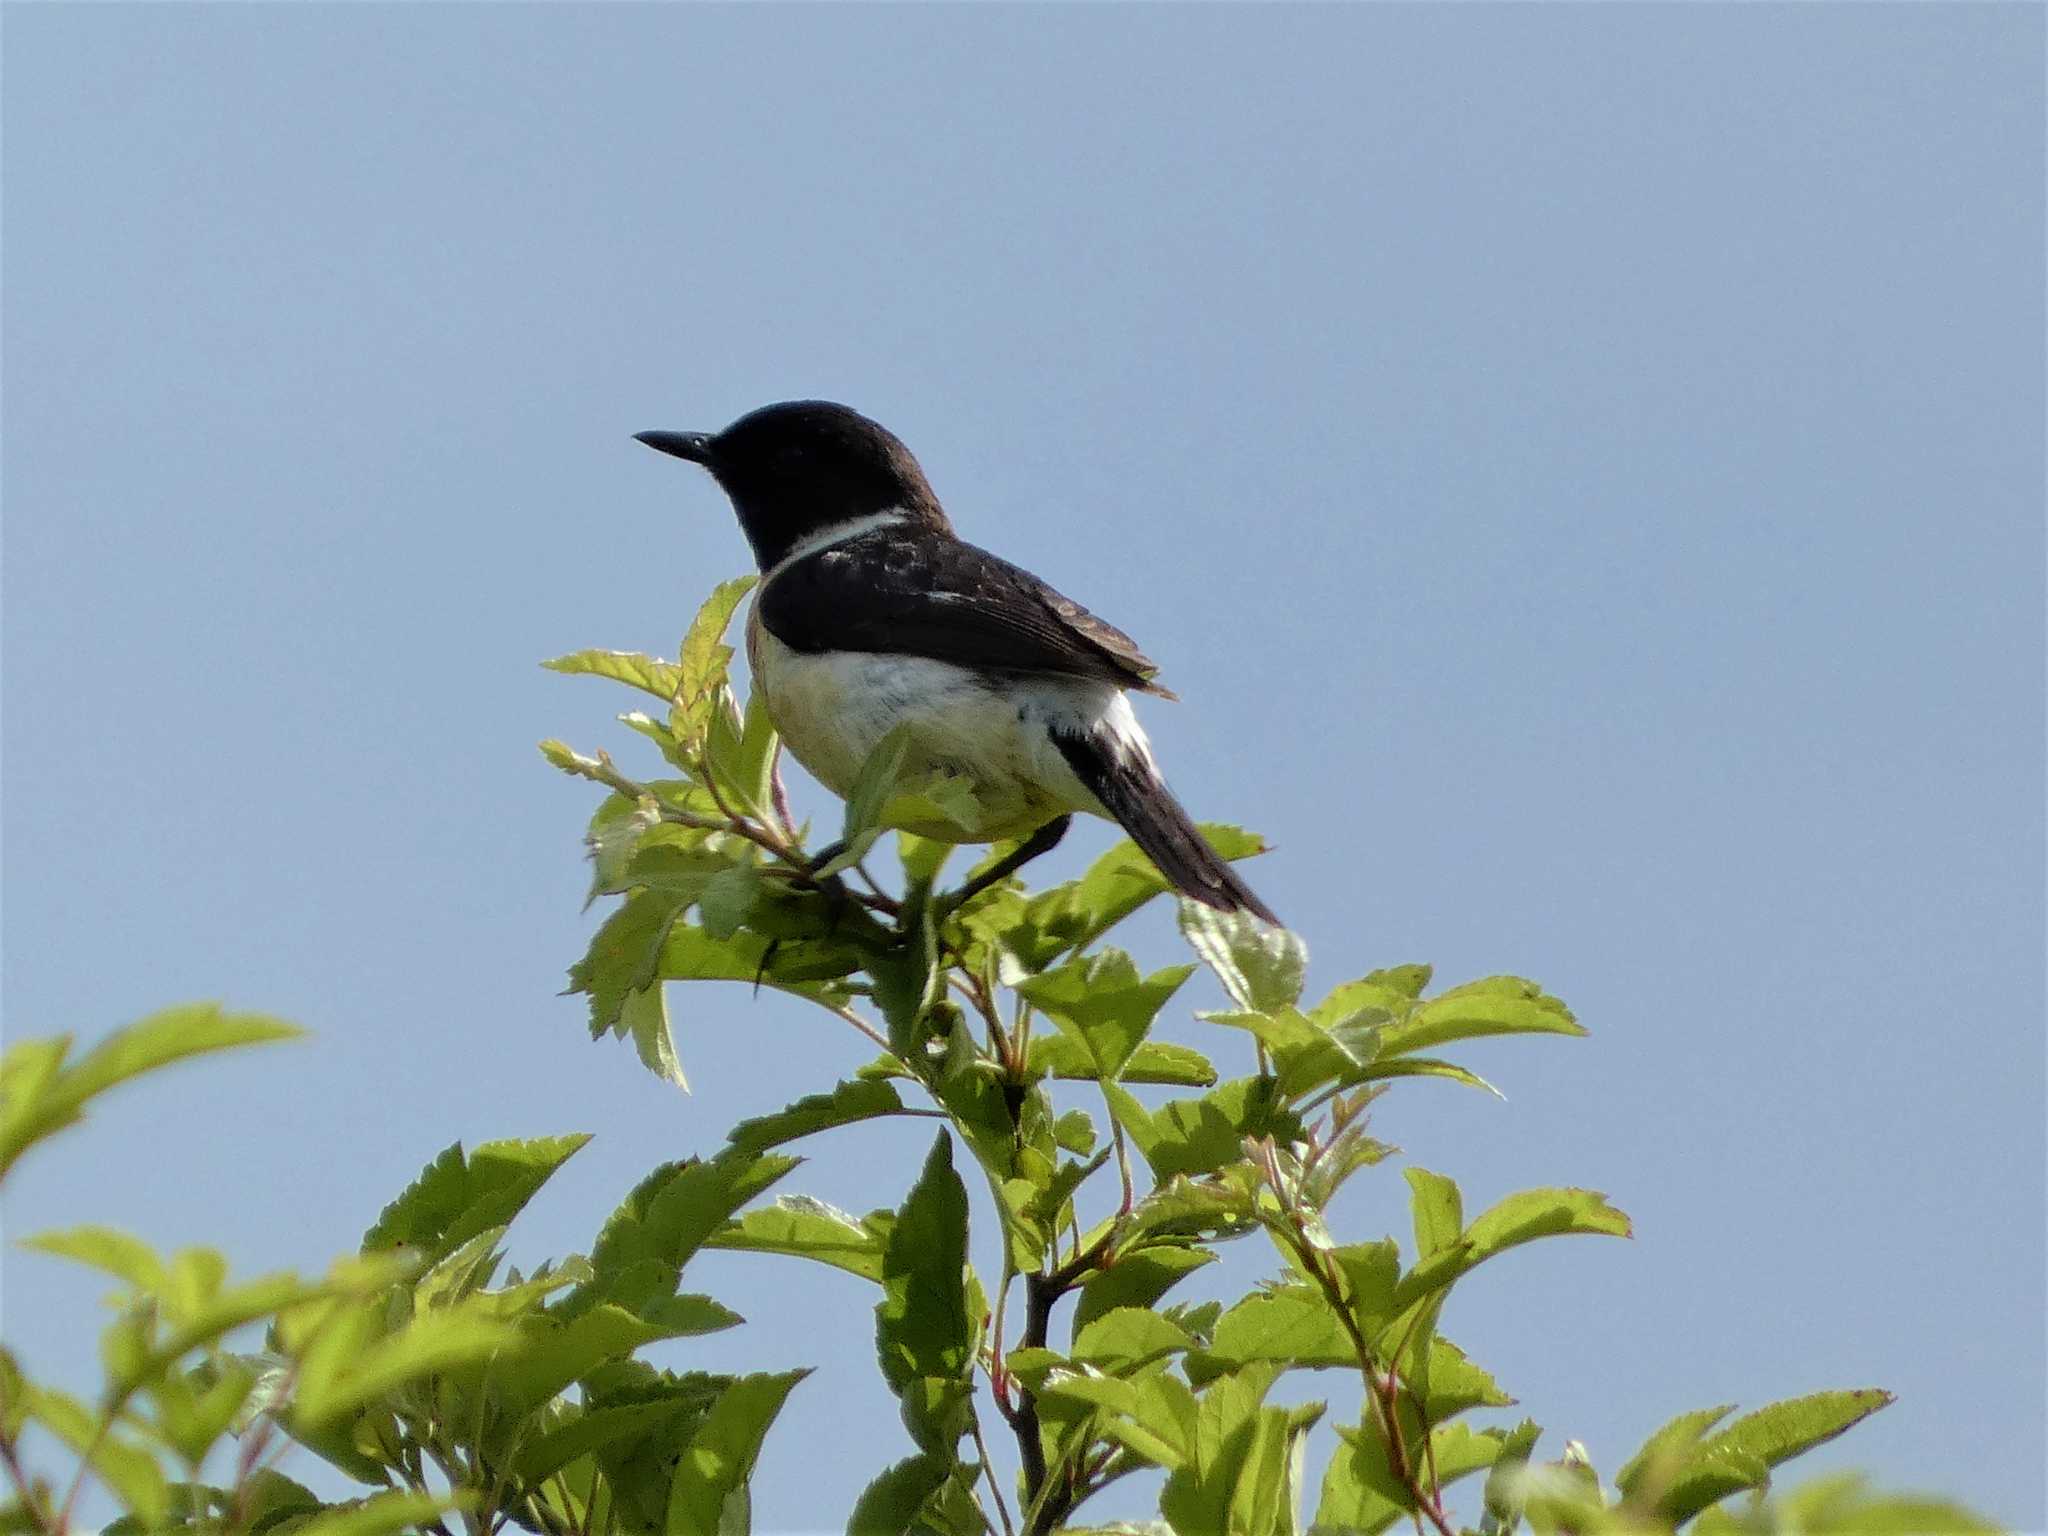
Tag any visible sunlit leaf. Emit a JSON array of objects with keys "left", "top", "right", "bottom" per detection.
[
  {"left": 361, "top": 1136, "right": 590, "bottom": 1265},
  {"left": 2, "top": 1008, "right": 301, "bottom": 1182},
  {"left": 705, "top": 1195, "right": 893, "bottom": 1284},
  {"left": 1178, "top": 904, "right": 1307, "bottom": 1013},
  {"left": 542, "top": 649, "right": 684, "bottom": 701},
  {"left": 726, "top": 1079, "right": 907, "bottom": 1152},
  {"left": 1018, "top": 951, "right": 1196, "bottom": 1080}
]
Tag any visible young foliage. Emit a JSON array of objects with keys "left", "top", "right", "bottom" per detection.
[
  {"left": 0, "top": 577, "right": 1994, "bottom": 1536},
  {"left": 0, "top": 1010, "right": 798, "bottom": 1536},
  {"left": 518, "top": 578, "right": 1992, "bottom": 1536}
]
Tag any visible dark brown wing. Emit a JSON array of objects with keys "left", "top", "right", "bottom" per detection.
[{"left": 756, "top": 528, "right": 1175, "bottom": 696}]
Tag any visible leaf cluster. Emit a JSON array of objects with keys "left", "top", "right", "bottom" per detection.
[
  {"left": 1, "top": 1012, "right": 802, "bottom": 1536},
  {"left": 523, "top": 583, "right": 1999, "bottom": 1536}
]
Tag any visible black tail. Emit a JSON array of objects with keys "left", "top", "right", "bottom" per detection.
[{"left": 1055, "top": 730, "right": 1281, "bottom": 926}]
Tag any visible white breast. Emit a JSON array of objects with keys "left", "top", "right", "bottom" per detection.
[{"left": 746, "top": 605, "right": 1156, "bottom": 842}]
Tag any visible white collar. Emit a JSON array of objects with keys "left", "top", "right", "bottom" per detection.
[{"left": 762, "top": 509, "right": 911, "bottom": 583}]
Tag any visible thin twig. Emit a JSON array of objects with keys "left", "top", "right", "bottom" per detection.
[{"left": 968, "top": 1414, "right": 1018, "bottom": 1536}]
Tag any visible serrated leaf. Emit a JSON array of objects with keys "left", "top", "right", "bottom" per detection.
[
  {"left": 542, "top": 650, "right": 684, "bottom": 701},
  {"left": 1073, "top": 1246, "right": 1216, "bottom": 1340},
  {"left": 1656, "top": 1390, "right": 1895, "bottom": 1524},
  {"left": 848, "top": 1453, "right": 952, "bottom": 1536},
  {"left": 2, "top": 1008, "right": 301, "bottom": 1181},
  {"left": 705, "top": 1196, "right": 893, "bottom": 1283},
  {"left": 573, "top": 887, "right": 701, "bottom": 1037},
  {"left": 513, "top": 1398, "right": 706, "bottom": 1485},
  {"left": 1018, "top": 951, "right": 1196, "bottom": 1080},
  {"left": 1192, "top": 1287, "right": 1351, "bottom": 1386},
  {"left": 1071, "top": 1307, "right": 1193, "bottom": 1374},
  {"left": 1394, "top": 1187, "right": 1632, "bottom": 1308},
  {"left": 361, "top": 1136, "right": 590, "bottom": 1265},
  {"left": 1028, "top": 1035, "right": 1217, "bottom": 1087},
  {"left": 666, "top": 578, "right": 756, "bottom": 752},
  {"left": 1107, "top": 1077, "right": 1299, "bottom": 1180},
  {"left": 291, "top": 1308, "right": 515, "bottom": 1430},
  {"left": 621, "top": 983, "right": 690, "bottom": 1091},
  {"left": 1406, "top": 1168, "right": 1462, "bottom": 1260},
  {"left": 876, "top": 1133, "right": 971, "bottom": 1400},
  {"left": 656, "top": 923, "right": 863, "bottom": 1006},
  {"left": 567, "top": 1151, "right": 797, "bottom": 1320},
  {"left": 1615, "top": 1404, "right": 1737, "bottom": 1501},
  {"left": 726, "top": 1080, "right": 907, "bottom": 1153},
  {"left": 1378, "top": 977, "right": 1585, "bottom": 1057},
  {"left": 287, "top": 1490, "right": 467, "bottom": 1536},
  {"left": 1178, "top": 904, "right": 1306, "bottom": 1012},
  {"left": 490, "top": 1302, "right": 735, "bottom": 1420},
  {"left": 1002, "top": 825, "right": 1269, "bottom": 970},
  {"left": 665, "top": 1370, "right": 808, "bottom": 1536}
]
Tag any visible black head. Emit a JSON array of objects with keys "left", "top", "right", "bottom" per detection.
[{"left": 635, "top": 401, "right": 952, "bottom": 571}]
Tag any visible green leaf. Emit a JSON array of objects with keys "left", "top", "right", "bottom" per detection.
[
  {"left": 705, "top": 1196, "right": 893, "bottom": 1284},
  {"left": 569, "top": 1151, "right": 798, "bottom": 1319},
  {"left": 290, "top": 1307, "right": 515, "bottom": 1430},
  {"left": 148, "top": 1359, "right": 257, "bottom": 1466},
  {"left": 1028, "top": 1034, "right": 1217, "bottom": 1087},
  {"left": 876, "top": 1133, "right": 972, "bottom": 1398},
  {"left": 1017, "top": 951, "right": 1196, "bottom": 1080},
  {"left": 1192, "top": 1287, "right": 1352, "bottom": 1386},
  {"left": 490, "top": 1301, "right": 738, "bottom": 1420},
  {"left": 621, "top": 982, "right": 690, "bottom": 1091},
  {"left": 1314, "top": 1420, "right": 1508, "bottom": 1535},
  {"left": 1107, "top": 1077, "right": 1299, "bottom": 1180},
  {"left": 1073, "top": 1246, "right": 1216, "bottom": 1339},
  {"left": 1691, "top": 1472, "right": 2000, "bottom": 1536},
  {"left": 696, "top": 863, "right": 764, "bottom": 941},
  {"left": 656, "top": 922, "right": 863, "bottom": 1006},
  {"left": 1405, "top": 1168, "right": 1463, "bottom": 1260},
  {"left": 1178, "top": 904, "right": 1306, "bottom": 1011},
  {"left": 1394, "top": 1187, "right": 1632, "bottom": 1308},
  {"left": 26, "top": 1384, "right": 169, "bottom": 1526},
  {"left": 838, "top": 724, "right": 919, "bottom": 868},
  {"left": 2, "top": 1008, "right": 301, "bottom": 1181},
  {"left": 573, "top": 887, "right": 701, "bottom": 1037},
  {"left": 1309, "top": 965, "right": 1433, "bottom": 1028},
  {"left": 726, "top": 1080, "right": 908, "bottom": 1152},
  {"left": 1614, "top": 1404, "right": 1737, "bottom": 1502},
  {"left": 514, "top": 1398, "right": 707, "bottom": 1485},
  {"left": 1053, "top": 1108, "right": 1097, "bottom": 1155},
  {"left": 1158, "top": 1361, "right": 1288, "bottom": 1536},
  {"left": 361, "top": 1135, "right": 590, "bottom": 1265},
  {"left": 1003, "top": 824, "right": 1269, "bottom": 969},
  {"left": 677, "top": 576, "right": 757, "bottom": 711},
  {"left": 847, "top": 1454, "right": 952, "bottom": 1536},
  {"left": 19, "top": 1226, "right": 165, "bottom": 1290},
  {"left": 706, "top": 689, "right": 780, "bottom": 820},
  {"left": 1377, "top": 976, "right": 1586, "bottom": 1057},
  {"left": 542, "top": 649, "right": 684, "bottom": 701},
  {"left": 665, "top": 1370, "right": 808, "bottom": 1536},
  {"left": 1071, "top": 1307, "right": 1193, "bottom": 1373},
  {"left": 1654, "top": 1390, "right": 1895, "bottom": 1524},
  {"left": 1359, "top": 1056, "right": 1502, "bottom": 1097},
  {"left": 286, "top": 1491, "right": 467, "bottom": 1536}
]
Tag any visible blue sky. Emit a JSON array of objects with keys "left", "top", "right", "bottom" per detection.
[{"left": 3, "top": 5, "right": 2041, "bottom": 1530}]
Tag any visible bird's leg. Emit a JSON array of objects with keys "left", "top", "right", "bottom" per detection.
[{"left": 948, "top": 816, "right": 1072, "bottom": 909}]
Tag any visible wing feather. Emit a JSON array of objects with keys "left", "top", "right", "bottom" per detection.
[{"left": 755, "top": 530, "right": 1174, "bottom": 696}]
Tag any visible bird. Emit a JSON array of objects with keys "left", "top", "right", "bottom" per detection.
[{"left": 634, "top": 400, "right": 1278, "bottom": 925}]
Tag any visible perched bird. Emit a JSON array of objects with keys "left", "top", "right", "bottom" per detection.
[{"left": 635, "top": 400, "right": 1278, "bottom": 924}]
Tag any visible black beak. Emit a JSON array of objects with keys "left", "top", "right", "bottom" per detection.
[{"left": 634, "top": 430, "right": 715, "bottom": 465}]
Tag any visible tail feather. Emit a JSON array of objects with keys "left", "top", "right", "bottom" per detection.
[{"left": 1054, "top": 730, "right": 1281, "bottom": 926}]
